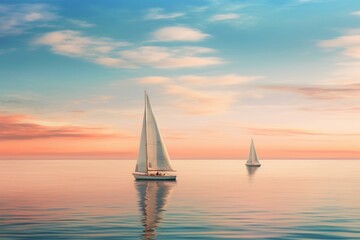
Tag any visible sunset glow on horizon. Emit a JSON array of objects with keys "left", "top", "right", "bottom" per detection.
[{"left": 1, "top": 0, "right": 360, "bottom": 160}]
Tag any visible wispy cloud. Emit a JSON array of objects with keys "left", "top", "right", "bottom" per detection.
[
  {"left": 71, "top": 95, "right": 115, "bottom": 105},
  {"left": 0, "top": 4, "right": 56, "bottom": 37},
  {"left": 319, "top": 33, "right": 360, "bottom": 58},
  {"left": 351, "top": 11, "right": 360, "bottom": 16},
  {"left": 67, "top": 19, "right": 95, "bottom": 28},
  {"left": 0, "top": 93, "right": 41, "bottom": 112},
  {"left": 0, "top": 48, "right": 17, "bottom": 55},
  {"left": 177, "top": 74, "right": 260, "bottom": 86},
  {"left": 136, "top": 74, "right": 259, "bottom": 114},
  {"left": 299, "top": 105, "right": 360, "bottom": 114},
  {"left": 247, "top": 127, "right": 326, "bottom": 136},
  {"left": 262, "top": 83, "right": 360, "bottom": 100},
  {"left": 247, "top": 126, "right": 360, "bottom": 136},
  {"left": 164, "top": 84, "right": 235, "bottom": 114},
  {"left": 35, "top": 30, "right": 221, "bottom": 69},
  {"left": 330, "top": 61, "right": 360, "bottom": 84},
  {"left": 120, "top": 46, "right": 222, "bottom": 68},
  {"left": 210, "top": 13, "right": 240, "bottom": 21},
  {"left": 34, "top": 30, "right": 129, "bottom": 57},
  {"left": 136, "top": 76, "right": 171, "bottom": 85},
  {"left": 151, "top": 26, "right": 209, "bottom": 42},
  {"left": 0, "top": 113, "right": 121, "bottom": 140},
  {"left": 145, "top": 8, "right": 185, "bottom": 20}
]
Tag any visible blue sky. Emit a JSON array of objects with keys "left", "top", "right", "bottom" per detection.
[{"left": 1, "top": 0, "right": 360, "bottom": 159}]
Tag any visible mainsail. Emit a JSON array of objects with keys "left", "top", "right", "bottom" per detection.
[
  {"left": 135, "top": 93, "right": 174, "bottom": 173},
  {"left": 246, "top": 139, "right": 261, "bottom": 166}
]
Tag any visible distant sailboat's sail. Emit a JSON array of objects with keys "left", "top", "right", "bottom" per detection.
[
  {"left": 135, "top": 109, "right": 147, "bottom": 173},
  {"left": 247, "top": 139, "right": 260, "bottom": 166},
  {"left": 145, "top": 95, "right": 174, "bottom": 171}
]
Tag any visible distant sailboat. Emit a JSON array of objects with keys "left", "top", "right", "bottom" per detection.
[
  {"left": 246, "top": 139, "right": 261, "bottom": 167},
  {"left": 133, "top": 92, "right": 176, "bottom": 180}
]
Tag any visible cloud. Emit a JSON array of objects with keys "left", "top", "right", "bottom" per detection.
[
  {"left": 35, "top": 30, "right": 129, "bottom": 57},
  {"left": 145, "top": 8, "right": 185, "bottom": 20},
  {"left": 35, "top": 30, "right": 222, "bottom": 69},
  {"left": 164, "top": 84, "right": 236, "bottom": 114},
  {"left": 330, "top": 61, "right": 360, "bottom": 83},
  {"left": 210, "top": 13, "right": 240, "bottom": 21},
  {"left": 262, "top": 83, "right": 360, "bottom": 99},
  {"left": 319, "top": 34, "right": 360, "bottom": 58},
  {"left": 120, "top": 46, "right": 222, "bottom": 68},
  {"left": 299, "top": 105, "right": 360, "bottom": 114},
  {"left": 351, "top": 11, "right": 360, "bottom": 16},
  {"left": 67, "top": 19, "right": 95, "bottom": 28},
  {"left": 0, "top": 4, "right": 56, "bottom": 37},
  {"left": 152, "top": 26, "right": 209, "bottom": 42},
  {"left": 0, "top": 113, "right": 121, "bottom": 140},
  {"left": 0, "top": 48, "right": 17, "bottom": 55},
  {"left": 135, "top": 76, "right": 171, "bottom": 85},
  {"left": 177, "top": 74, "right": 261, "bottom": 86},
  {"left": 247, "top": 126, "right": 360, "bottom": 136},
  {"left": 0, "top": 93, "right": 40, "bottom": 111},
  {"left": 71, "top": 95, "right": 115, "bottom": 105},
  {"left": 247, "top": 127, "right": 326, "bottom": 136},
  {"left": 138, "top": 74, "right": 259, "bottom": 87},
  {"left": 137, "top": 74, "right": 258, "bottom": 114}
]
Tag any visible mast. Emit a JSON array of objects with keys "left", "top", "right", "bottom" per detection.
[{"left": 144, "top": 91, "right": 149, "bottom": 174}]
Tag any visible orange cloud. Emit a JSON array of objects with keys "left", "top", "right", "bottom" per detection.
[
  {"left": 137, "top": 74, "right": 259, "bottom": 115},
  {"left": 262, "top": 83, "right": 360, "bottom": 99},
  {"left": 0, "top": 113, "right": 121, "bottom": 140}
]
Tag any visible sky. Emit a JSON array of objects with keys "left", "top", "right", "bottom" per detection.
[{"left": 0, "top": 0, "right": 360, "bottom": 160}]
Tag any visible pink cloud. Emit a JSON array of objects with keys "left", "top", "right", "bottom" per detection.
[
  {"left": 319, "top": 34, "right": 360, "bottom": 58},
  {"left": 0, "top": 113, "right": 122, "bottom": 140},
  {"left": 152, "top": 26, "right": 209, "bottom": 42},
  {"left": 262, "top": 83, "right": 360, "bottom": 99}
]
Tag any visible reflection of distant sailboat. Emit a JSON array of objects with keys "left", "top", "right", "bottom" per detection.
[
  {"left": 135, "top": 181, "right": 176, "bottom": 240},
  {"left": 246, "top": 165, "right": 259, "bottom": 176},
  {"left": 246, "top": 165, "right": 259, "bottom": 182},
  {"left": 246, "top": 139, "right": 261, "bottom": 167},
  {"left": 133, "top": 92, "right": 176, "bottom": 180}
]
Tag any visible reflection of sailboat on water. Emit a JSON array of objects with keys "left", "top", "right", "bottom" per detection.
[
  {"left": 246, "top": 165, "right": 259, "bottom": 182},
  {"left": 136, "top": 181, "right": 176, "bottom": 240},
  {"left": 245, "top": 139, "right": 261, "bottom": 167},
  {"left": 133, "top": 92, "right": 176, "bottom": 180},
  {"left": 246, "top": 165, "right": 259, "bottom": 176}
]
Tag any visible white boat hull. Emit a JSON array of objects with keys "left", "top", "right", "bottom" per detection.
[
  {"left": 133, "top": 172, "right": 176, "bottom": 181},
  {"left": 245, "top": 163, "right": 261, "bottom": 167}
]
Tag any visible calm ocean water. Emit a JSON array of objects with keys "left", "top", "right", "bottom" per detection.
[{"left": 0, "top": 160, "right": 359, "bottom": 239}]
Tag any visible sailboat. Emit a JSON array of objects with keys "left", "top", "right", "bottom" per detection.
[
  {"left": 135, "top": 181, "right": 176, "bottom": 239},
  {"left": 245, "top": 139, "right": 261, "bottom": 167},
  {"left": 133, "top": 92, "right": 177, "bottom": 180}
]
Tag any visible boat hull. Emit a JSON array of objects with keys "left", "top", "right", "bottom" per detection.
[
  {"left": 133, "top": 172, "right": 176, "bottom": 181},
  {"left": 245, "top": 164, "right": 261, "bottom": 167}
]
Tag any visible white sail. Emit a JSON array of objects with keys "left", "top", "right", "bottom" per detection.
[
  {"left": 135, "top": 109, "right": 147, "bottom": 173},
  {"left": 135, "top": 93, "right": 174, "bottom": 173},
  {"left": 145, "top": 94, "right": 174, "bottom": 172},
  {"left": 247, "top": 139, "right": 261, "bottom": 166}
]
